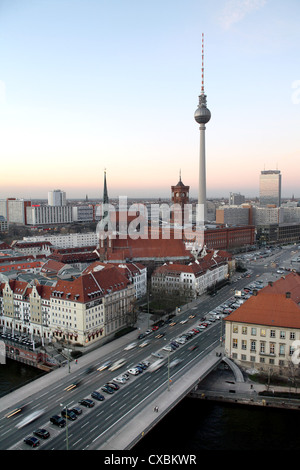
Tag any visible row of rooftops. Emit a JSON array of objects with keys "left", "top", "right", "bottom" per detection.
[{"left": 0, "top": 265, "right": 132, "bottom": 303}]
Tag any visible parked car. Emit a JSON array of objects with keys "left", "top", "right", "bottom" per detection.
[
  {"left": 24, "top": 436, "right": 40, "bottom": 448},
  {"left": 151, "top": 352, "right": 163, "bottom": 359},
  {"left": 106, "top": 382, "right": 120, "bottom": 390},
  {"left": 91, "top": 391, "right": 105, "bottom": 401},
  {"left": 101, "top": 385, "right": 114, "bottom": 394},
  {"left": 33, "top": 428, "right": 50, "bottom": 439},
  {"left": 61, "top": 408, "right": 77, "bottom": 421},
  {"left": 128, "top": 368, "right": 140, "bottom": 375},
  {"left": 70, "top": 406, "right": 82, "bottom": 415},
  {"left": 50, "top": 415, "right": 66, "bottom": 427},
  {"left": 136, "top": 362, "right": 147, "bottom": 370},
  {"left": 78, "top": 399, "right": 95, "bottom": 408},
  {"left": 141, "top": 360, "right": 150, "bottom": 367},
  {"left": 113, "top": 376, "right": 127, "bottom": 384}
]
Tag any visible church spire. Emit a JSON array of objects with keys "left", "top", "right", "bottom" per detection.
[{"left": 103, "top": 169, "right": 109, "bottom": 204}]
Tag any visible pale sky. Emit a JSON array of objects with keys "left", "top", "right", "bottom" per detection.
[{"left": 0, "top": 0, "right": 299, "bottom": 200}]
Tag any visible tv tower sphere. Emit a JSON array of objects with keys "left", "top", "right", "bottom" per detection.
[{"left": 194, "top": 94, "right": 211, "bottom": 124}]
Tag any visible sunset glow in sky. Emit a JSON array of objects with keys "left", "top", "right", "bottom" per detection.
[{"left": 0, "top": 0, "right": 299, "bottom": 200}]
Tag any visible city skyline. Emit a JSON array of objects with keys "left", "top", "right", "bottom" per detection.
[{"left": 0, "top": 0, "right": 299, "bottom": 200}]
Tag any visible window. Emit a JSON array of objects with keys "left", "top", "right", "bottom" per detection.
[
  {"left": 242, "top": 340, "right": 247, "bottom": 350},
  {"left": 242, "top": 326, "right": 247, "bottom": 335},
  {"left": 260, "top": 342, "right": 265, "bottom": 354},
  {"left": 232, "top": 338, "right": 238, "bottom": 349},
  {"left": 270, "top": 330, "right": 276, "bottom": 338},
  {"left": 280, "top": 331, "right": 285, "bottom": 339},
  {"left": 260, "top": 329, "right": 266, "bottom": 337},
  {"left": 250, "top": 340, "right": 256, "bottom": 351},
  {"left": 251, "top": 327, "right": 257, "bottom": 336}
]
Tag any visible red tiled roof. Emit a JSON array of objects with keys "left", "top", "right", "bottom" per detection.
[
  {"left": 41, "top": 259, "right": 66, "bottom": 273},
  {"left": 152, "top": 252, "right": 227, "bottom": 277},
  {"left": 224, "top": 291, "right": 300, "bottom": 329},
  {"left": 261, "top": 272, "right": 300, "bottom": 304},
  {"left": 106, "top": 237, "right": 192, "bottom": 261},
  {"left": 52, "top": 266, "right": 131, "bottom": 303}
]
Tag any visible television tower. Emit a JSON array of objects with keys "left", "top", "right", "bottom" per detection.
[{"left": 194, "top": 33, "right": 211, "bottom": 223}]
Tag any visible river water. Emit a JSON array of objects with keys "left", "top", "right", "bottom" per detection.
[{"left": 1, "top": 360, "right": 299, "bottom": 452}]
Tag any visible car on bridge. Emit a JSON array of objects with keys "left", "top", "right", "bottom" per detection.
[
  {"left": 91, "top": 391, "right": 105, "bottom": 401},
  {"left": 148, "top": 359, "right": 165, "bottom": 372},
  {"left": 151, "top": 352, "right": 163, "bottom": 359},
  {"left": 128, "top": 367, "right": 140, "bottom": 375},
  {"left": 169, "top": 358, "right": 182, "bottom": 368},
  {"left": 33, "top": 428, "right": 50, "bottom": 439},
  {"left": 97, "top": 361, "right": 112, "bottom": 371},
  {"left": 50, "top": 415, "right": 66, "bottom": 427},
  {"left": 70, "top": 406, "right": 82, "bottom": 415},
  {"left": 124, "top": 342, "right": 137, "bottom": 350},
  {"left": 109, "top": 358, "right": 127, "bottom": 371},
  {"left": 61, "top": 409, "right": 77, "bottom": 421},
  {"left": 101, "top": 385, "right": 115, "bottom": 394},
  {"left": 155, "top": 332, "right": 165, "bottom": 338},
  {"left": 113, "top": 375, "right": 127, "bottom": 384},
  {"left": 24, "top": 436, "right": 40, "bottom": 448},
  {"left": 106, "top": 382, "right": 120, "bottom": 391},
  {"left": 78, "top": 399, "right": 95, "bottom": 408}
]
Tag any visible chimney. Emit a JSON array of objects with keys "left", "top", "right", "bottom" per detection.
[
  {"left": 268, "top": 281, "right": 273, "bottom": 287},
  {"left": 286, "top": 292, "right": 291, "bottom": 298},
  {"left": 253, "top": 289, "right": 258, "bottom": 296}
]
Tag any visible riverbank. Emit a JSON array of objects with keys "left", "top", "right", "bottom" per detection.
[{"left": 192, "top": 364, "right": 300, "bottom": 411}]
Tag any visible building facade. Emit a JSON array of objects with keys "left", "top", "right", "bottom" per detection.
[
  {"left": 48, "top": 190, "right": 66, "bottom": 206},
  {"left": 259, "top": 170, "right": 281, "bottom": 207},
  {"left": 26, "top": 205, "right": 72, "bottom": 226},
  {"left": 0, "top": 267, "right": 135, "bottom": 347},
  {"left": 151, "top": 250, "right": 229, "bottom": 299},
  {"left": 224, "top": 274, "right": 300, "bottom": 376}
]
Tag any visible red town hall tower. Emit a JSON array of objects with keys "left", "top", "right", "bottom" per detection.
[{"left": 171, "top": 172, "right": 190, "bottom": 225}]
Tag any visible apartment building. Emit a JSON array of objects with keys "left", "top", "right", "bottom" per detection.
[
  {"left": 23, "top": 232, "right": 99, "bottom": 248},
  {"left": 83, "top": 261, "right": 147, "bottom": 299},
  {"left": 26, "top": 205, "right": 72, "bottom": 225},
  {"left": 151, "top": 250, "right": 229, "bottom": 299},
  {"left": 224, "top": 273, "right": 300, "bottom": 376},
  {"left": 0, "top": 267, "right": 135, "bottom": 347}
]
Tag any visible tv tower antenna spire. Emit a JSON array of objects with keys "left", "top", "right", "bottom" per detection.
[{"left": 201, "top": 32, "right": 205, "bottom": 94}]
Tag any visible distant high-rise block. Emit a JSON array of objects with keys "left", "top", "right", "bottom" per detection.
[
  {"left": 48, "top": 189, "right": 66, "bottom": 206},
  {"left": 259, "top": 170, "right": 281, "bottom": 207}
]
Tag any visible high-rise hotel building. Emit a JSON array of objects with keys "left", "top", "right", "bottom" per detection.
[{"left": 259, "top": 170, "right": 281, "bottom": 207}]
